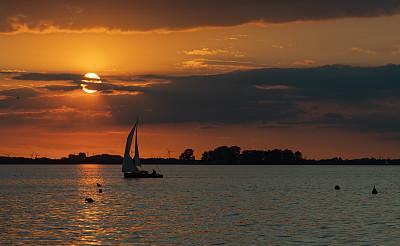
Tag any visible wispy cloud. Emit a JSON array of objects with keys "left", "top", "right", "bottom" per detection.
[
  {"left": 215, "top": 34, "right": 249, "bottom": 41},
  {"left": 292, "top": 59, "right": 316, "bottom": 66},
  {"left": 0, "top": 106, "right": 112, "bottom": 127},
  {"left": 390, "top": 45, "right": 400, "bottom": 55},
  {"left": 176, "top": 58, "right": 264, "bottom": 73},
  {"left": 1, "top": 69, "right": 27, "bottom": 73},
  {"left": 272, "top": 43, "right": 293, "bottom": 49},
  {"left": 254, "top": 85, "right": 291, "bottom": 90},
  {"left": 196, "top": 125, "right": 220, "bottom": 130},
  {"left": 181, "top": 47, "right": 244, "bottom": 58},
  {"left": 351, "top": 47, "right": 376, "bottom": 54},
  {"left": 12, "top": 73, "right": 83, "bottom": 82}
]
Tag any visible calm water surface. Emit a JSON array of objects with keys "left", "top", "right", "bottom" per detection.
[{"left": 1, "top": 164, "right": 400, "bottom": 245}]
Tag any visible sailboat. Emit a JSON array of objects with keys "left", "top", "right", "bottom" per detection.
[{"left": 122, "top": 119, "right": 163, "bottom": 178}]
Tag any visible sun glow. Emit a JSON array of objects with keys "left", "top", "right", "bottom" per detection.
[
  {"left": 81, "top": 73, "right": 102, "bottom": 94},
  {"left": 81, "top": 84, "right": 97, "bottom": 94},
  {"left": 84, "top": 73, "right": 101, "bottom": 80}
]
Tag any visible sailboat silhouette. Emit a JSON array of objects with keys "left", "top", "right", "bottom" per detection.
[{"left": 122, "top": 119, "right": 163, "bottom": 178}]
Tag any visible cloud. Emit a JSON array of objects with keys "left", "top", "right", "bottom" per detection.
[
  {"left": 0, "top": 87, "right": 43, "bottom": 98},
  {"left": 176, "top": 58, "right": 264, "bottom": 73},
  {"left": 2, "top": 64, "right": 400, "bottom": 137},
  {"left": 196, "top": 125, "right": 220, "bottom": 130},
  {"left": 181, "top": 48, "right": 227, "bottom": 56},
  {"left": 44, "top": 85, "right": 81, "bottom": 92},
  {"left": 1, "top": 69, "right": 27, "bottom": 73},
  {"left": 351, "top": 47, "right": 376, "bottom": 54},
  {"left": 254, "top": 85, "right": 291, "bottom": 90},
  {"left": 272, "top": 43, "right": 293, "bottom": 49},
  {"left": 181, "top": 47, "right": 244, "bottom": 58},
  {"left": 0, "top": 106, "right": 112, "bottom": 129},
  {"left": 182, "top": 47, "right": 242, "bottom": 56},
  {"left": 12, "top": 73, "right": 83, "bottom": 83},
  {"left": 390, "top": 45, "right": 400, "bottom": 54},
  {"left": 143, "top": 64, "right": 400, "bottom": 134},
  {"left": 9, "top": 72, "right": 146, "bottom": 95},
  {"left": 292, "top": 59, "right": 316, "bottom": 66},
  {"left": 1, "top": 1, "right": 400, "bottom": 33},
  {"left": 214, "top": 34, "right": 249, "bottom": 41}
]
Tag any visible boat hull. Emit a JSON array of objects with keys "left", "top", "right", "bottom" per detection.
[{"left": 124, "top": 172, "right": 163, "bottom": 178}]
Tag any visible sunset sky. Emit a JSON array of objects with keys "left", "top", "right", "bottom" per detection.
[{"left": 1, "top": 0, "right": 400, "bottom": 159}]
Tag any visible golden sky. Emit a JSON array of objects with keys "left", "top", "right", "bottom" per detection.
[{"left": 1, "top": 1, "right": 400, "bottom": 159}]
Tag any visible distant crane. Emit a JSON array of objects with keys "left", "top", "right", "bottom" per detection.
[{"left": 166, "top": 148, "right": 175, "bottom": 159}]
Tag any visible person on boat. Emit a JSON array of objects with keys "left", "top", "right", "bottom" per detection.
[{"left": 152, "top": 169, "right": 156, "bottom": 175}]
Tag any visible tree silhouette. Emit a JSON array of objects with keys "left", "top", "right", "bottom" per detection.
[
  {"left": 201, "top": 151, "right": 211, "bottom": 161},
  {"left": 201, "top": 146, "right": 241, "bottom": 163},
  {"left": 179, "top": 149, "right": 195, "bottom": 161},
  {"left": 294, "top": 151, "right": 302, "bottom": 161},
  {"left": 282, "top": 149, "right": 295, "bottom": 163},
  {"left": 201, "top": 146, "right": 303, "bottom": 164}
]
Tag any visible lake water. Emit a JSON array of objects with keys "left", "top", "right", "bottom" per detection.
[{"left": 1, "top": 164, "right": 400, "bottom": 245}]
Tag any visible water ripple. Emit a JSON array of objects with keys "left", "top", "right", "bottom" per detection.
[{"left": 2, "top": 165, "right": 400, "bottom": 244}]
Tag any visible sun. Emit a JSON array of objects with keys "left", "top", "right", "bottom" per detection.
[
  {"left": 81, "top": 73, "right": 102, "bottom": 94},
  {"left": 84, "top": 73, "right": 101, "bottom": 80}
]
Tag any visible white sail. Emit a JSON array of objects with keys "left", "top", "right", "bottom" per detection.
[
  {"left": 122, "top": 119, "right": 140, "bottom": 173},
  {"left": 134, "top": 126, "right": 142, "bottom": 167}
]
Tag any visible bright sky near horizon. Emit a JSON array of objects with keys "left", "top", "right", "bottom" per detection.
[{"left": 1, "top": 0, "right": 400, "bottom": 159}]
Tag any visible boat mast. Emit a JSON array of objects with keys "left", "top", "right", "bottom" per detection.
[{"left": 134, "top": 119, "right": 141, "bottom": 167}]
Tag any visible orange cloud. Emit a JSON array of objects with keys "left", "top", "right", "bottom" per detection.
[
  {"left": 272, "top": 43, "right": 293, "bottom": 49},
  {"left": 390, "top": 45, "right": 400, "bottom": 55},
  {"left": 292, "top": 59, "right": 316, "bottom": 66},
  {"left": 182, "top": 48, "right": 227, "bottom": 55},
  {"left": 351, "top": 47, "right": 376, "bottom": 54},
  {"left": 214, "top": 34, "right": 249, "bottom": 41},
  {"left": 176, "top": 58, "right": 264, "bottom": 73},
  {"left": 181, "top": 47, "right": 244, "bottom": 57},
  {"left": 0, "top": 106, "right": 111, "bottom": 121}
]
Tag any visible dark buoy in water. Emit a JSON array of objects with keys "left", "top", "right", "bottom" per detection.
[
  {"left": 96, "top": 183, "right": 101, "bottom": 187},
  {"left": 98, "top": 189, "right": 102, "bottom": 193},
  {"left": 334, "top": 185, "right": 340, "bottom": 190},
  {"left": 372, "top": 185, "right": 378, "bottom": 194},
  {"left": 85, "top": 198, "right": 94, "bottom": 203}
]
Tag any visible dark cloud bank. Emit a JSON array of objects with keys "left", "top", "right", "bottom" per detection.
[
  {"left": 1, "top": 0, "right": 400, "bottom": 32},
  {"left": 2, "top": 64, "right": 400, "bottom": 136},
  {"left": 137, "top": 65, "right": 400, "bottom": 134}
]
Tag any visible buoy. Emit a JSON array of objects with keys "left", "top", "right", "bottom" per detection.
[
  {"left": 96, "top": 183, "right": 101, "bottom": 187},
  {"left": 85, "top": 198, "right": 94, "bottom": 203},
  {"left": 99, "top": 189, "right": 102, "bottom": 193},
  {"left": 334, "top": 185, "right": 340, "bottom": 190},
  {"left": 372, "top": 185, "right": 378, "bottom": 194}
]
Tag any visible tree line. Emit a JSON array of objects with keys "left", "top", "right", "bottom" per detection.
[
  {"left": 2, "top": 147, "right": 398, "bottom": 165},
  {"left": 179, "top": 146, "right": 304, "bottom": 164}
]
